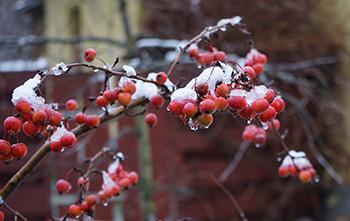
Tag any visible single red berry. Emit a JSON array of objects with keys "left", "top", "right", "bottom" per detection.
[
  {"left": 268, "top": 119, "right": 281, "bottom": 131},
  {"left": 182, "top": 102, "right": 198, "bottom": 118},
  {"left": 60, "top": 133, "right": 77, "bottom": 147},
  {"left": 298, "top": 170, "right": 313, "bottom": 183},
  {"left": 84, "top": 48, "right": 96, "bottom": 62},
  {"left": 123, "top": 82, "right": 137, "bottom": 95},
  {"left": 0, "top": 211, "right": 4, "bottom": 221},
  {"left": 254, "top": 128, "right": 266, "bottom": 145},
  {"left": 67, "top": 204, "right": 82, "bottom": 217},
  {"left": 242, "top": 125, "right": 258, "bottom": 142},
  {"left": 144, "top": 113, "right": 158, "bottom": 127},
  {"left": 243, "top": 66, "right": 256, "bottom": 79},
  {"left": 50, "top": 141, "right": 63, "bottom": 152},
  {"left": 118, "top": 92, "right": 132, "bottom": 107},
  {"left": 112, "top": 185, "right": 121, "bottom": 195},
  {"left": 251, "top": 98, "right": 269, "bottom": 113},
  {"left": 259, "top": 106, "right": 277, "bottom": 122},
  {"left": 214, "top": 51, "right": 226, "bottom": 61},
  {"left": 271, "top": 97, "right": 285, "bottom": 113},
  {"left": 118, "top": 178, "right": 131, "bottom": 189},
  {"left": 49, "top": 110, "right": 62, "bottom": 126},
  {"left": 128, "top": 171, "right": 139, "bottom": 184},
  {"left": 32, "top": 110, "right": 48, "bottom": 124},
  {"left": 77, "top": 176, "right": 86, "bottom": 186},
  {"left": 56, "top": 179, "right": 72, "bottom": 194},
  {"left": 264, "top": 89, "right": 276, "bottom": 102},
  {"left": 188, "top": 45, "right": 199, "bottom": 58},
  {"left": 11, "top": 143, "right": 28, "bottom": 159},
  {"left": 75, "top": 112, "right": 87, "bottom": 124},
  {"left": 215, "top": 83, "right": 229, "bottom": 97},
  {"left": 200, "top": 52, "right": 215, "bottom": 65},
  {"left": 168, "top": 100, "right": 184, "bottom": 115},
  {"left": 195, "top": 83, "right": 209, "bottom": 96},
  {"left": 288, "top": 165, "right": 298, "bottom": 176},
  {"left": 86, "top": 115, "right": 100, "bottom": 128},
  {"left": 3, "top": 116, "right": 22, "bottom": 134},
  {"left": 0, "top": 139, "right": 11, "bottom": 155},
  {"left": 65, "top": 99, "right": 79, "bottom": 111},
  {"left": 96, "top": 95, "right": 108, "bottom": 107},
  {"left": 278, "top": 166, "right": 289, "bottom": 177},
  {"left": 86, "top": 194, "right": 98, "bottom": 207},
  {"left": 253, "top": 53, "right": 268, "bottom": 64},
  {"left": 156, "top": 72, "right": 167, "bottom": 85},
  {"left": 150, "top": 95, "right": 164, "bottom": 109},
  {"left": 15, "top": 99, "right": 32, "bottom": 115},
  {"left": 22, "top": 121, "right": 40, "bottom": 136},
  {"left": 227, "top": 96, "right": 247, "bottom": 111},
  {"left": 239, "top": 105, "right": 255, "bottom": 119},
  {"left": 103, "top": 89, "right": 118, "bottom": 102},
  {"left": 198, "top": 114, "right": 213, "bottom": 127},
  {"left": 199, "top": 99, "right": 216, "bottom": 114},
  {"left": 80, "top": 201, "right": 89, "bottom": 212},
  {"left": 215, "top": 97, "right": 228, "bottom": 111},
  {"left": 253, "top": 63, "right": 264, "bottom": 74}
]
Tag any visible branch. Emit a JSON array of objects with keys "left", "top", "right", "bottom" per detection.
[{"left": 0, "top": 97, "right": 148, "bottom": 200}]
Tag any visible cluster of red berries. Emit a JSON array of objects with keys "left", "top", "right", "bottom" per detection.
[
  {"left": 187, "top": 44, "right": 227, "bottom": 65},
  {"left": 95, "top": 81, "right": 136, "bottom": 108},
  {"left": 0, "top": 99, "right": 65, "bottom": 161},
  {"left": 241, "top": 119, "right": 281, "bottom": 146},
  {"left": 56, "top": 162, "right": 139, "bottom": 218},
  {"left": 243, "top": 49, "right": 268, "bottom": 78},
  {"left": 278, "top": 152, "right": 317, "bottom": 183}
]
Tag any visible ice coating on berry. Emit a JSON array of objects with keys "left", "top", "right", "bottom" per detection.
[
  {"left": 170, "top": 88, "right": 197, "bottom": 101},
  {"left": 229, "top": 85, "right": 268, "bottom": 105},
  {"left": 123, "top": 65, "right": 136, "bottom": 76},
  {"left": 11, "top": 74, "right": 46, "bottom": 110}
]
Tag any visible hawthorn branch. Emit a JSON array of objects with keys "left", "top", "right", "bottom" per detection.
[{"left": 0, "top": 97, "right": 148, "bottom": 200}]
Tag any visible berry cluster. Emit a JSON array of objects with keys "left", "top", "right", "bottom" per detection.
[
  {"left": 278, "top": 150, "right": 317, "bottom": 183},
  {"left": 187, "top": 44, "right": 227, "bottom": 65},
  {"left": 55, "top": 154, "right": 139, "bottom": 219},
  {"left": 242, "top": 125, "right": 266, "bottom": 146}
]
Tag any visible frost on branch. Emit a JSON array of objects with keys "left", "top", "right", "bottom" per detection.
[
  {"left": 11, "top": 74, "right": 46, "bottom": 110},
  {"left": 123, "top": 65, "right": 136, "bottom": 76},
  {"left": 49, "top": 62, "right": 68, "bottom": 76}
]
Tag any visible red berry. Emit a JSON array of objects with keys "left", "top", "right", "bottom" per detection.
[
  {"left": 144, "top": 113, "right": 158, "bottom": 127},
  {"left": 49, "top": 110, "right": 62, "bottom": 126},
  {"left": 215, "top": 97, "right": 228, "bottom": 111},
  {"left": 271, "top": 97, "right": 285, "bottom": 113},
  {"left": 242, "top": 125, "right": 257, "bottom": 142},
  {"left": 80, "top": 201, "right": 89, "bottom": 212},
  {"left": 254, "top": 53, "right": 268, "bottom": 64},
  {"left": 150, "top": 95, "right": 164, "bottom": 109},
  {"left": 11, "top": 143, "right": 28, "bottom": 159},
  {"left": 15, "top": 100, "right": 31, "bottom": 115},
  {"left": 197, "top": 114, "right": 213, "bottom": 127},
  {"left": 118, "top": 92, "right": 132, "bottom": 107},
  {"left": 199, "top": 99, "right": 216, "bottom": 114},
  {"left": 128, "top": 171, "right": 139, "bottom": 184},
  {"left": 112, "top": 185, "right": 121, "bottom": 195},
  {"left": 60, "top": 133, "right": 77, "bottom": 147},
  {"left": 56, "top": 179, "right": 72, "bottom": 194},
  {"left": 86, "top": 194, "right": 98, "bottom": 207},
  {"left": 195, "top": 83, "right": 209, "bottom": 96},
  {"left": 268, "top": 119, "right": 281, "bottom": 131},
  {"left": 278, "top": 166, "right": 289, "bottom": 177},
  {"left": 65, "top": 99, "right": 79, "bottom": 111},
  {"left": 103, "top": 89, "right": 118, "bottom": 102},
  {"left": 200, "top": 52, "right": 215, "bottom": 65},
  {"left": 288, "top": 165, "right": 298, "bottom": 176},
  {"left": 168, "top": 101, "right": 184, "bottom": 115},
  {"left": 264, "top": 89, "right": 276, "bottom": 102},
  {"left": 215, "top": 84, "right": 229, "bottom": 97},
  {"left": 259, "top": 106, "right": 277, "bottom": 122},
  {"left": 243, "top": 66, "right": 256, "bottom": 79},
  {"left": 214, "top": 51, "right": 226, "bottom": 61},
  {"left": 3, "top": 116, "right": 22, "bottom": 134},
  {"left": 227, "top": 96, "right": 247, "bottom": 111},
  {"left": 123, "top": 82, "right": 137, "bottom": 95},
  {"left": 67, "top": 204, "right": 81, "bottom": 217},
  {"left": 75, "top": 112, "right": 87, "bottom": 124},
  {"left": 253, "top": 63, "right": 264, "bottom": 74},
  {"left": 96, "top": 95, "right": 108, "bottom": 107},
  {"left": 239, "top": 105, "right": 255, "bottom": 119},
  {"left": 182, "top": 102, "right": 198, "bottom": 118},
  {"left": 156, "top": 72, "right": 167, "bottom": 85},
  {"left": 50, "top": 141, "right": 63, "bottom": 152},
  {"left": 86, "top": 115, "right": 100, "bottom": 128},
  {"left": 251, "top": 98, "right": 269, "bottom": 113},
  {"left": 84, "top": 48, "right": 96, "bottom": 62},
  {"left": 188, "top": 45, "right": 199, "bottom": 58},
  {"left": 0, "top": 139, "right": 11, "bottom": 155},
  {"left": 298, "top": 170, "right": 313, "bottom": 183},
  {"left": 254, "top": 128, "right": 266, "bottom": 145},
  {"left": 118, "top": 178, "right": 131, "bottom": 189},
  {"left": 32, "top": 110, "right": 48, "bottom": 124},
  {"left": 0, "top": 211, "right": 4, "bottom": 221},
  {"left": 22, "top": 121, "right": 40, "bottom": 136}
]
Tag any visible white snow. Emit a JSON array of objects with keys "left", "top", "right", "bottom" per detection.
[
  {"left": 171, "top": 87, "right": 197, "bottom": 101},
  {"left": 108, "top": 159, "right": 121, "bottom": 174},
  {"left": 132, "top": 80, "right": 158, "bottom": 100},
  {"left": 102, "top": 171, "right": 115, "bottom": 189},
  {"left": 281, "top": 150, "right": 312, "bottom": 170},
  {"left": 229, "top": 85, "right": 268, "bottom": 105},
  {"left": 49, "top": 63, "right": 68, "bottom": 76},
  {"left": 49, "top": 125, "right": 71, "bottom": 142},
  {"left": 11, "top": 74, "right": 46, "bottom": 110},
  {"left": 123, "top": 65, "right": 136, "bottom": 76}
]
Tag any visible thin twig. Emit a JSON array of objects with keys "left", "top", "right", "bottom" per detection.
[{"left": 3, "top": 202, "right": 27, "bottom": 221}]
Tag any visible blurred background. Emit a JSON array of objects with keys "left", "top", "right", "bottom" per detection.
[{"left": 1, "top": 0, "right": 350, "bottom": 220}]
